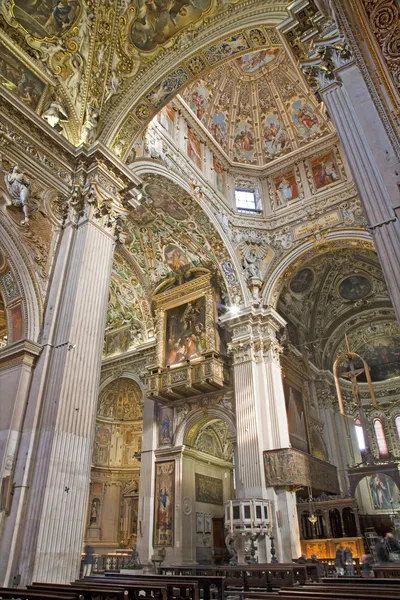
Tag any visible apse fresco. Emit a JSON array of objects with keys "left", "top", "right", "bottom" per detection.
[
  {"left": 237, "top": 48, "right": 279, "bottom": 72},
  {"left": 233, "top": 121, "right": 255, "bottom": 162},
  {"left": 310, "top": 153, "right": 339, "bottom": 189},
  {"left": 188, "top": 82, "right": 208, "bottom": 120},
  {"left": 367, "top": 474, "right": 400, "bottom": 510},
  {"left": 264, "top": 114, "right": 287, "bottom": 154},
  {"left": 211, "top": 112, "right": 228, "bottom": 147},
  {"left": 0, "top": 44, "right": 45, "bottom": 110},
  {"left": 165, "top": 297, "right": 206, "bottom": 366},
  {"left": 290, "top": 268, "right": 314, "bottom": 294},
  {"left": 274, "top": 169, "right": 299, "bottom": 205},
  {"left": 357, "top": 338, "right": 400, "bottom": 381},
  {"left": 12, "top": 0, "right": 81, "bottom": 39},
  {"left": 187, "top": 128, "right": 202, "bottom": 169},
  {"left": 146, "top": 184, "right": 188, "bottom": 220},
  {"left": 154, "top": 461, "right": 175, "bottom": 545},
  {"left": 292, "top": 99, "right": 319, "bottom": 137},
  {"left": 131, "top": 0, "right": 212, "bottom": 52}
]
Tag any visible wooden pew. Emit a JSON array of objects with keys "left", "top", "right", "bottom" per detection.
[
  {"left": 31, "top": 580, "right": 168, "bottom": 600},
  {"left": 0, "top": 589, "right": 75, "bottom": 600},
  {"left": 88, "top": 575, "right": 200, "bottom": 600},
  {"left": 370, "top": 565, "right": 400, "bottom": 578},
  {"left": 321, "top": 576, "right": 400, "bottom": 585},
  {"left": 101, "top": 572, "right": 224, "bottom": 600}
]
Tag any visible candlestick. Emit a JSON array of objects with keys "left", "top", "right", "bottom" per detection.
[{"left": 250, "top": 500, "right": 254, "bottom": 535}]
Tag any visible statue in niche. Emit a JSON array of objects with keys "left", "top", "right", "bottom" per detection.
[
  {"left": 242, "top": 250, "right": 261, "bottom": 280},
  {"left": 1, "top": 163, "right": 31, "bottom": 225},
  {"left": 90, "top": 498, "right": 99, "bottom": 525}
]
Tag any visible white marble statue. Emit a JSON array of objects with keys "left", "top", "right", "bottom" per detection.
[
  {"left": 81, "top": 106, "right": 99, "bottom": 145},
  {"left": 42, "top": 101, "right": 68, "bottom": 131},
  {"left": 2, "top": 164, "right": 31, "bottom": 225},
  {"left": 105, "top": 71, "right": 122, "bottom": 103},
  {"left": 242, "top": 250, "right": 261, "bottom": 280}
]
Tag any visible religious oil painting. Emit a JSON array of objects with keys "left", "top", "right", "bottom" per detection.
[
  {"left": 158, "top": 104, "right": 175, "bottom": 132},
  {"left": 159, "top": 406, "right": 174, "bottom": 445},
  {"left": 213, "top": 157, "right": 226, "bottom": 195},
  {"left": 154, "top": 461, "right": 175, "bottom": 546},
  {"left": 0, "top": 43, "right": 45, "bottom": 110},
  {"left": 165, "top": 296, "right": 206, "bottom": 366},
  {"left": 233, "top": 121, "right": 255, "bottom": 162},
  {"left": 290, "top": 268, "right": 314, "bottom": 294},
  {"left": 211, "top": 112, "right": 228, "bottom": 147},
  {"left": 146, "top": 184, "right": 188, "bottom": 221},
  {"left": 367, "top": 473, "right": 400, "bottom": 510},
  {"left": 273, "top": 169, "right": 299, "bottom": 206},
  {"left": 356, "top": 337, "right": 400, "bottom": 382},
  {"left": 284, "top": 381, "right": 309, "bottom": 454},
  {"left": 237, "top": 49, "right": 279, "bottom": 73},
  {"left": 187, "top": 129, "right": 202, "bottom": 170},
  {"left": 339, "top": 275, "right": 371, "bottom": 301},
  {"left": 188, "top": 82, "right": 208, "bottom": 120},
  {"left": 131, "top": 0, "right": 212, "bottom": 52},
  {"left": 310, "top": 153, "right": 339, "bottom": 190},
  {"left": 195, "top": 473, "right": 223, "bottom": 505},
  {"left": 292, "top": 99, "right": 319, "bottom": 137},
  {"left": 12, "top": 0, "right": 81, "bottom": 40},
  {"left": 264, "top": 115, "right": 287, "bottom": 155}
]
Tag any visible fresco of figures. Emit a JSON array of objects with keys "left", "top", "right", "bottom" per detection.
[
  {"left": 310, "top": 153, "right": 339, "bottom": 189},
  {"left": 233, "top": 121, "right": 256, "bottom": 162},
  {"left": 273, "top": 169, "right": 299, "bottom": 205},
  {"left": 187, "top": 129, "right": 202, "bottom": 169},
  {"left": 131, "top": 0, "right": 212, "bottom": 52},
  {"left": 11, "top": 0, "right": 81, "bottom": 39},
  {"left": 165, "top": 297, "right": 206, "bottom": 366},
  {"left": 188, "top": 82, "right": 208, "bottom": 120},
  {"left": 211, "top": 112, "right": 228, "bottom": 147},
  {"left": 146, "top": 184, "right": 188, "bottom": 220},
  {"left": 0, "top": 44, "right": 45, "bottom": 109},
  {"left": 264, "top": 114, "right": 288, "bottom": 155},
  {"left": 292, "top": 99, "right": 319, "bottom": 137},
  {"left": 237, "top": 48, "right": 279, "bottom": 73}
]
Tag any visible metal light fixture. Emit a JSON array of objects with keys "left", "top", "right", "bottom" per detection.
[{"left": 307, "top": 486, "right": 318, "bottom": 525}]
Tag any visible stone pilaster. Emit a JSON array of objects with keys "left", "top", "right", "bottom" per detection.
[
  {"left": 136, "top": 397, "right": 157, "bottom": 567},
  {"left": 0, "top": 149, "right": 137, "bottom": 586},
  {"left": 222, "top": 307, "right": 301, "bottom": 562}
]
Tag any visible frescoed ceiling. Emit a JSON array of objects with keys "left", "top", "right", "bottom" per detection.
[
  {"left": 0, "top": 1, "right": 290, "bottom": 151},
  {"left": 277, "top": 247, "right": 400, "bottom": 381},
  {"left": 178, "top": 46, "right": 330, "bottom": 166}
]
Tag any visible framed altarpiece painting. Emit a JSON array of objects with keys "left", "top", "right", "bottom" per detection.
[{"left": 148, "top": 274, "right": 225, "bottom": 400}]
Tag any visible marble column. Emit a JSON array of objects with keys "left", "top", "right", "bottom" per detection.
[
  {"left": 319, "top": 71, "right": 400, "bottom": 323},
  {"left": 222, "top": 307, "right": 301, "bottom": 562},
  {"left": 0, "top": 152, "right": 132, "bottom": 586}
]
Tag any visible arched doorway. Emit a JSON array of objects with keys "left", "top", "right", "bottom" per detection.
[
  {"left": 182, "top": 414, "right": 235, "bottom": 564},
  {"left": 86, "top": 377, "right": 143, "bottom": 554}
]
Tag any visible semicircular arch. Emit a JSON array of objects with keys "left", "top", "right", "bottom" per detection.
[{"left": 175, "top": 405, "right": 236, "bottom": 447}]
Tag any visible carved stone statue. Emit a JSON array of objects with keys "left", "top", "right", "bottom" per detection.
[
  {"left": 42, "top": 101, "right": 68, "bottom": 132},
  {"left": 3, "top": 164, "right": 31, "bottom": 225},
  {"left": 242, "top": 250, "right": 261, "bottom": 280},
  {"left": 81, "top": 106, "right": 100, "bottom": 145}
]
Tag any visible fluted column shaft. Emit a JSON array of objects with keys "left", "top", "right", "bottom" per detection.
[
  {"left": 0, "top": 204, "right": 117, "bottom": 585},
  {"left": 320, "top": 74, "right": 400, "bottom": 323}
]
